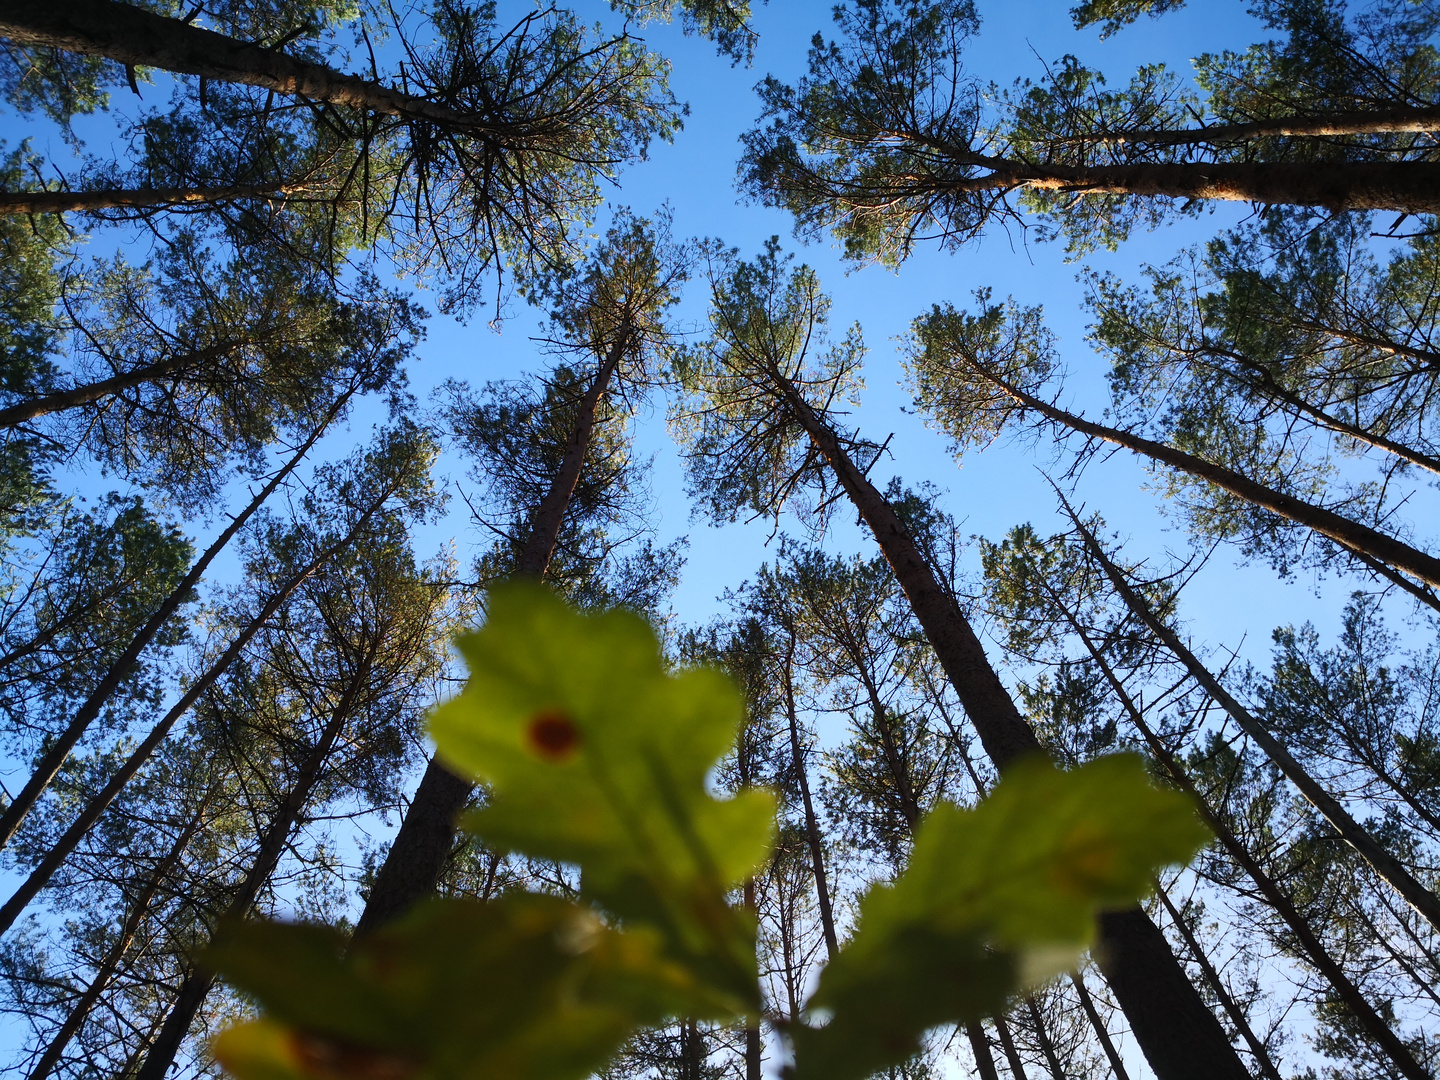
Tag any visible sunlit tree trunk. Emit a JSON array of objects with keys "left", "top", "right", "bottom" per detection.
[
  {"left": 355, "top": 320, "right": 634, "bottom": 934},
  {"left": 0, "top": 398, "right": 345, "bottom": 851},
  {"left": 970, "top": 365, "right": 1440, "bottom": 596}
]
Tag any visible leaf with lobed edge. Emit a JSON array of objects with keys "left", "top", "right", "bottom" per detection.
[
  {"left": 789, "top": 753, "right": 1209, "bottom": 1080},
  {"left": 429, "top": 581, "right": 775, "bottom": 1008}
]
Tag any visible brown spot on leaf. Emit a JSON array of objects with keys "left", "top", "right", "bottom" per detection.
[{"left": 526, "top": 710, "right": 581, "bottom": 761}]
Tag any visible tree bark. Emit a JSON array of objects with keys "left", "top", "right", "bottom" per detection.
[
  {"left": 971, "top": 363, "right": 1440, "bottom": 591},
  {"left": 966, "top": 1022, "right": 1001, "bottom": 1080},
  {"left": 765, "top": 373, "right": 1249, "bottom": 1080},
  {"left": 0, "top": 500, "right": 379, "bottom": 937},
  {"left": 0, "top": 185, "right": 307, "bottom": 217},
  {"left": 951, "top": 159, "right": 1440, "bottom": 216},
  {"left": 1067, "top": 505, "right": 1440, "bottom": 934},
  {"left": 132, "top": 641, "right": 380, "bottom": 1080},
  {"left": 0, "top": 396, "right": 344, "bottom": 851},
  {"left": 0, "top": 342, "right": 247, "bottom": 430},
  {"left": 1065, "top": 102, "right": 1440, "bottom": 147},
  {"left": 354, "top": 320, "right": 633, "bottom": 934},
  {"left": 1067, "top": 973, "right": 1130, "bottom": 1080},
  {"left": 1040, "top": 565, "right": 1428, "bottom": 1080},
  {"left": 0, "top": 0, "right": 526, "bottom": 140}
]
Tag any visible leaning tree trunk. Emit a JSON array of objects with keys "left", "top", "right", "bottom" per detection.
[
  {"left": 0, "top": 185, "right": 308, "bottom": 218},
  {"left": 967, "top": 363, "right": 1440, "bottom": 593},
  {"left": 0, "top": 341, "right": 257, "bottom": 429},
  {"left": 1152, "top": 883, "right": 1288, "bottom": 1080},
  {"left": 1039, "top": 565, "right": 1430, "bottom": 1080},
  {"left": 0, "top": 487, "right": 389, "bottom": 937},
  {"left": 354, "top": 319, "right": 633, "bottom": 935},
  {"left": 765, "top": 370, "right": 1250, "bottom": 1080},
  {"left": 780, "top": 634, "right": 840, "bottom": 961},
  {"left": 132, "top": 644, "right": 380, "bottom": 1080},
  {"left": 959, "top": 158, "right": 1440, "bottom": 216},
  {"left": 0, "top": 392, "right": 349, "bottom": 851},
  {"left": 965, "top": 1023, "right": 1001, "bottom": 1080},
  {"left": 1066, "top": 504, "right": 1440, "bottom": 935},
  {"left": 0, "top": 0, "right": 525, "bottom": 138},
  {"left": 1068, "top": 972, "right": 1131, "bottom": 1080}
]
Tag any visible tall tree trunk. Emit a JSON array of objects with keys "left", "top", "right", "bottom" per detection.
[
  {"left": 781, "top": 635, "right": 839, "bottom": 961},
  {"left": 355, "top": 320, "right": 633, "bottom": 935},
  {"left": 27, "top": 806, "right": 206, "bottom": 1080},
  {"left": 1072, "top": 102, "right": 1440, "bottom": 146},
  {"left": 966, "top": 1022, "right": 1001, "bottom": 1080},
  {"left": 1023, "top": 995, "right": 1066, "bottom": 1080},
  {"left": 132, "top": 643, "right": 380, "bottom": 1080},
  {"left": 743, "top": 878, "right": 762, "bottom": 1080},
  {"left": 1038, "top": 563, "right": 1428, "bottom": 1080},
  {"left": 0, "top": 185, "right": 308, "bottom": 218},
  {"left": 1066, "top": 503, "right": 1440, "bottom": 934},
  {"left": 995, "top": 1014, "right": 1030, "bottom": 1080},
  {"left": 0, "top": 477, "right": 390, "bottom": 936},
  {"left": 0, "top": 341, "right": 252, "bottom": 429},
  {"left": 1187, "top": 347, "right": 1440, "bottom": 479},
  {"left": 1152, "top": 884, "right": 1287, "bottom": 1080},
  {"left": 951, "top": 158, "right": 1440, "bottom": 216},
  {"left": 0, "top": 0, "right": 525, "bottom": 138},
  {"left": 965, "top": 363, "right": 1440, "bottom": 592},
  {"left": 0, "top": 397, "right": 346, "bottom": 851},
  {"left": 766, "top": 370, "right": 1249, "bottom": 1080},
  {"left": 1067, "top": 973, "right": 1130, "bottom": 1080}
]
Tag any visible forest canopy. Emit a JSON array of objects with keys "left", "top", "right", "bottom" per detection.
[{"left": 1, "top": 2, "right": 1439, "bottom": 1080}]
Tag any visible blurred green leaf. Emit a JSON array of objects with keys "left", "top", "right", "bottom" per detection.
[
  {"left": 210, "top": 893, "right": 699, "bottom": 1080},
  {"left": 429, "top": 581, "right": 775, "bottom": 1007},
  {"left": 791, "top": 753, "right": 1209, "bottom": 1080}
]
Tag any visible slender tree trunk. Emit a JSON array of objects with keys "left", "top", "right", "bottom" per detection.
[
  {"left": 1066, "top": 503, "right": 1440, "bottom": 934},
  {"left": 953, "top": 159, "right": 1440, "bottom": 216},
  {"left": 513, "top": 321, "right": 630, "bottom": 577},
  {"left": 27, "top": 807, "right": 206, "bottom": 1080},
  {"left": 1349, "top": 548, "right": 1440, "bottom": 617},
  {"left": 1152, "top": 884, "right": 1287, "bottom": 1080},
  {"left": 0, "top": 185, "right": 309, "bottom": 217},
  {"left": 1067, "top": 973, "right": 1130, "bottom": 1080},
  {"left": 133, "top": 644, "right": 379, "bottom": 1080},
  {"left": 781, "top": 635, "right": 839, "bottom": 961},
  {"left": 768, "top": 371, "right": 1250, "bottom": 1080},
  {"left": 1192, "top": 348, "right": 1440, "bottom": 479},
  {"left": 1040, "top": 572, "right": 1427, "bottom": 1080},
  {"left": 0, "top": 399, "right": 343, "bottom": 851},
  {"left": 0, "top": 341, "right": 246, "bottom": 429},
  {"left": 1348, "top": 892, "right": 1440, "bottom": 1011},
  {"left": 969, "top": 365, "right": 1440, "bottom": 591},
  {"left": 967, "top": 1022, "right": 1002, "bottom": 1080},
  {"left": 0, "top": 0, "right": 525, "bottom": 138},
  {"left": 743, "top": 877, "right": 762, "bottom": 1080},
  {"left": 0, "top": 480, "right": 389, "bottom": 936},
  {"left": 1023, "top": 996, "right": 1066, "bottom": 1080},
  {"left": 355, "top": 321, "right": 633, "bottom": 935},
  {"left": 995, "top": 1015, "right": 1030, "bottom": 1080},
  {"left": 1072, "top": 102, "right": 1440, "bottom": 146}
]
